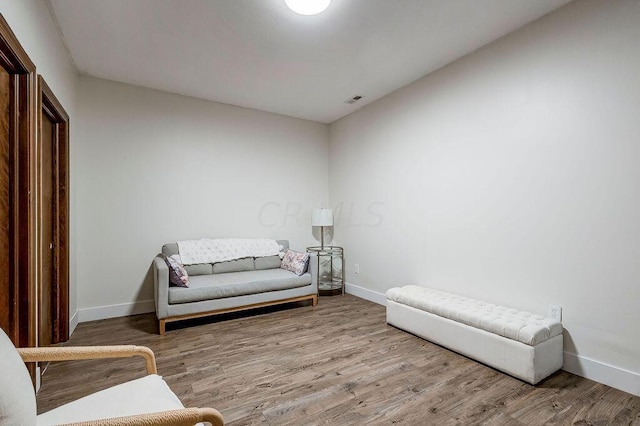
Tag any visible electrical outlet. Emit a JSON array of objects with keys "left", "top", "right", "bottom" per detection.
[
  {"left": 354, "top": 264, "right": 360, "bottom": 274},
  {"left": 549, "top": 305, "right": 562, "bottom": 322}
]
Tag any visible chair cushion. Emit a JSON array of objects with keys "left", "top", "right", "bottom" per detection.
[
  {"left": 37, "top": 374, "right": 183, "bottom": 425},
  {"left": 0, "top": 328, "right": 37, "bottom": 425}
]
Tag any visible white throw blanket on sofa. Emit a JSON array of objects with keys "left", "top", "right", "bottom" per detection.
[{"left": 177, "top": 238, "right": 280, "bottom": 265}]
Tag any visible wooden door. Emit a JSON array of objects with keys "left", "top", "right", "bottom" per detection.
[
  {"left": 38, "top": 76, "right": 69, "bottom": 345},
  {"left": 39, "top": 113, "right": 54, "bottom": 346},
  {"left": 0, "top": 15, "right": 37, "bottom": 353},
  {"left": 0, "top": 65, "right": 11, "bottom": 337}
]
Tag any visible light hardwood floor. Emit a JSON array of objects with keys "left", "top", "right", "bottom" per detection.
[{"left": 37, "top": 295, "right": 640, "bottom": 425}]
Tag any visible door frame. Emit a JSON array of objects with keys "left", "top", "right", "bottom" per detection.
[
  {"left": 37, "top": 75, "right": 69, "bottom": 344},
  {"left": 0, "top": 14, "right": 37, "bottom": 351}
]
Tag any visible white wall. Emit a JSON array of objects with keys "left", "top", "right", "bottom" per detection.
[
  {"left": 76, "top": 76, "right": 329, "bottom": 319},
  {"left": 1, "top": 1, "right": 77, "bottom": 110},
  {"left": 329, "top": 0, "right": 640, "bottom": 395},
  {"left": 1, "top": 1, "right": 80, "bottom": 329}
]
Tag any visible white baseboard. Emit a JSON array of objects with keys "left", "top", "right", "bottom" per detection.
[
  {"left": 78, "top": 300, "right": 155, "bottom": 323},
  {"left": 69, "top": 310, "right": 79, "bottom": 335},
  {"left": 563, "top": 351, "right": 640, "bottom": 397},
  {"left": 345, "top": 282, "right": 387, "bottom": 306},
  {"left": 345, "top": 282, "right": 640, "bottom": 397}
]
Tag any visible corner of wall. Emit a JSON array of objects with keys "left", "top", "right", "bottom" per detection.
[{"left": 69, "top": 310, "right": 79, "bottom": 335}]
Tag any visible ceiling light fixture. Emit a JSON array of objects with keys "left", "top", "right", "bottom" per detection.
[{"left": 285, "top": 0, "right": 331, "bottom": 16}]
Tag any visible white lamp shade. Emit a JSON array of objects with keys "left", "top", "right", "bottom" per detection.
[
  {"left": 285, "top": 0, "right": 331, "bottom": 15},
  {"left": 312, "top": 208, "right": 333, "bottom": 226}
]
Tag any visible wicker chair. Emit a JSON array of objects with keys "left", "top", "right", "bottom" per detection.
[{"left": 0, "top": 327, "right": 223, "bottom": 425}]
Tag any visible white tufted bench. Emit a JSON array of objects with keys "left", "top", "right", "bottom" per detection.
[{"left": 386, "top": 285, "right": 563, "bottom": 384}]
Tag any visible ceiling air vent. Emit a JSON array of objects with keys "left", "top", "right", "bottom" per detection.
[{"left": 344, "top": 95, "right": 363, "bottom": 105}]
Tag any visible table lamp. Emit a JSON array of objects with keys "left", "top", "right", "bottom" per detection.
[{"left": 312, "top": 208, "right": 333, "bottom": 249}]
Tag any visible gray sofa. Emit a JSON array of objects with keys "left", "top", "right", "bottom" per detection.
[{"left": 153, "top": 240, "right": 318, "bottom": 334}]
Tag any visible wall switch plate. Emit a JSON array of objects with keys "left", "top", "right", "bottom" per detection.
[
  {"left": 549, "top": 305, "right": 562, "bottom": 322},
  {"left": 354, "top": 264, "right": 360, "bottom": 274}
]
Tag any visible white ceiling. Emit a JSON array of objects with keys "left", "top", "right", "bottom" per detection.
[{"left": 49, "top": 0, "right": 572, "bottom": 123}]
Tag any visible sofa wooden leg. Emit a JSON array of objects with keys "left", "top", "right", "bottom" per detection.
[
  {"left": 312, "top": 294, "right": 318, "bottom": 307},
  {"left": 159, "top": 320, "right": 166, "bottom": 335}
]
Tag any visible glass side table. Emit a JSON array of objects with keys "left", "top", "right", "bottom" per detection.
[{"left": 306, "top": 246, "right": 344, "bottom": 296}]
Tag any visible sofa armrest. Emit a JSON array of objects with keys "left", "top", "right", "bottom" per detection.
[
  {"left": 308, "top": 253, "right": 318, "bottom": 293},
  {"left": 153, "top": 256, "right": 170, "bottom": 320}
]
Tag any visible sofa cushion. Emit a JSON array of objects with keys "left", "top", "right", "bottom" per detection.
[
  {"left": 168, "top": 269, "right": 311, "bottom": 304},
  {"left": 163, "top": 240, "right": 291, "bottom": 275},
  {"left": 255, "top": 255, "right": 281, "bottom": 270},
  {"left": 184, "top": 263, "right": 213, "bottom": 276},
  {"left": 161, "top": 243, "right": 179, "bottom": 257},
  {"left": 213, "top": 257, "right": 255, "bottom": 274}
]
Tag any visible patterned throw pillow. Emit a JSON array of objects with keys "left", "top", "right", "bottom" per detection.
[
  {"left": 280, "top": 249, "right": 310, "bottom": 276},
  {"left": 163, "top": 254, "right": 189, "bottom": 287}
]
